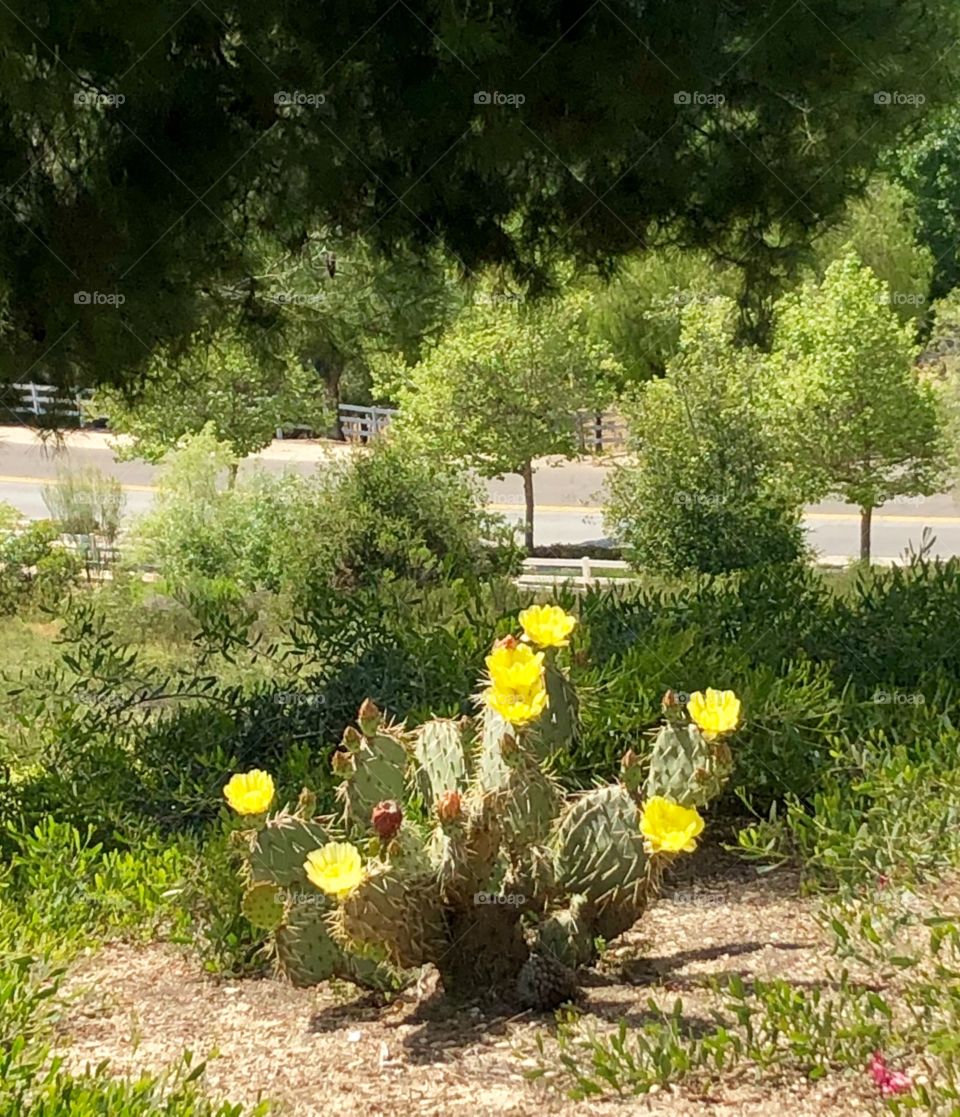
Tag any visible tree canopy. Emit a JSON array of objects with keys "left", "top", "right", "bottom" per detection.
[
  {"left": 0, "top": 0, "right": 956, "bottom": 391},
  {"left": 766, "top": 253, "right": 947, "bottom": 560},
  {"left": 605, "top": 297, "right": 803, "bottom": 574},
  {"left": 384, "top": 293, "right": 621, "bottom": 548}
]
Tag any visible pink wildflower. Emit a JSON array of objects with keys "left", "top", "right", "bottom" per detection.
[{"left": 869, "top": 1052, "right": 913, "bottom": 1097}]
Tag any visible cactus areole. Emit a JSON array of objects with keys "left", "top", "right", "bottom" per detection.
[{"left": 229, "top": 607, "right": 741, "bottom": 1009}]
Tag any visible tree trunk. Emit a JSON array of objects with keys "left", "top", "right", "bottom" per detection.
[
  {"left": 313, "top": 356, "right": 344, "bottom": 440},
  {"left": 521, "top": 460, "right": 535, "bottom": 551},
  {"left": 437, "top": 904, "right": 529, "bottom": 1004},
  {"left": 860, "top": 504, "right": 872, "bottom": 563},
  {"left": 227, "top": 460, "right": 239, "bottom": 489}
]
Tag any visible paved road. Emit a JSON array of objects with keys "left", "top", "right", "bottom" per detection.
[{"left": 2, "top": 427, "right": 959, "bottom": 559}]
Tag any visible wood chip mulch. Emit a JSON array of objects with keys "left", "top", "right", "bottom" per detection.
[{"left": 55, "top": 856, "right": 889, "bottom": 1116}]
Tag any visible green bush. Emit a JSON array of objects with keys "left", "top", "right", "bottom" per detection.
[
  {"left": 127, "top": 432, "right": 518, "bottom": 610},
  {"left": 0, "top": 521, "right": 81, "bottom": 617},
  {"left": 604, "top": 299, "right": 804, "bottom": 575},
  {"left": 809, "top": 558, "right": 960, "bottom": 690},
  {"left": 297, "top": 439, "right": 519, "bottom": 591}
]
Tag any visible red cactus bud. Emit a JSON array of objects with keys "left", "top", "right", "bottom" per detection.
[
  {"left": 358, "top": 698, "right": 382, "bottom": 736},
  {"left": 493, "top": 634, "right": 519, "bottom": 651},
  {"left": 436, "top": 789, "right": 462, "bottom": 822},
  {"left": 661, "top": 689, "right": 680, "bottom": 709},
  {"left": 371, "top": 799, "right": 403, "bottom": 840}
]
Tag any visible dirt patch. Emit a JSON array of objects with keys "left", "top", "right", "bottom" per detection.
[{"left": 56, "top": 863, "right": 886, "bottom": 1116}]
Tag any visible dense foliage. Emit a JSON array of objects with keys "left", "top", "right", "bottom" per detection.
[
  {"left": 126, "top": 429, "right": 514, "bottom": 608},
  {"left": 1, "top": 0, "right": 955, "bottom": 389},
  {"left": 605, "top": 299, "right": 804, "bottom": 575}
]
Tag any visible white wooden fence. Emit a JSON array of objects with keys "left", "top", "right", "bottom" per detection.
[
  {"left": 336, "top": 403, "right": 396, "bottom": 442},
  {"left": 6, "top": 383, "right": 627, "bottom": 452},
  {"left": 519, "top": 556, "right": 634, "bottom": 589},
  {"left": 3, "top": 382, "right": 94, "bottom": 420}
]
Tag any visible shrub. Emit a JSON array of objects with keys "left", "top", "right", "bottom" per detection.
[
  {"left": 0, "top": 521, "right": 80, "bottom": 617},
  {"left": 297, "top": 439, "right": 519, "bottom": 592},
  {"left": 127, "top": 432, "right": 518, "bottom": 610},
  {"left": 41, "top": 466, "right": 125, "bottom": 543},
  {"left": 809, "top": 558, "right": 960, "bottom": 691},
  {"left": 605, "top": 298, "right": 804, "bottom": 575},
  {"left": 125, "top": 427, "right": 242, "bottom": 587}
]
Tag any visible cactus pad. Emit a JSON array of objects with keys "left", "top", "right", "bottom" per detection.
[
  {"left": 274, "top": 901, "right": 342, "bottom": 987},
  {"left": 337, "top": 726, "right": 408, "bottom": 834},
  {"left": 414, "top": 717, "right": 472, "bottom": 801},
  {"left": 536, "top": 894, "right": 596, "bottom": 969},
  {"left": 534, "top": 661, "right": 578, "bottom": 755},
  {"left": 332, "top": 866, "right": 446, "bottom": 969},
  {"left": 248, "top": 814, "right": 334, "bottom": 889},
  {"left": 241, "top": 881, "right": 286, "bottom": 931},
  {"left": 552, "top": 786, "right": 648, "bottom": 915},
  {"left": 645, "top": 721, "right": 733, "bottom": 807}
]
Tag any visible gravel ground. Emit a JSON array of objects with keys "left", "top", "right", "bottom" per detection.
[{"left": 56, "top": 859, "right": 893, "bottom": 1116}]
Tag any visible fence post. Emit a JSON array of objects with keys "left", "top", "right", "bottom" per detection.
[{"left": 581, "top": 555, "right": 592, "bottom": 584}]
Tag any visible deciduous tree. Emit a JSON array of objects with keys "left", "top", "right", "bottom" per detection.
[
  {"left": 384, "top": 294, "right": 622, "bottom": 549},
  {"left": 767, "top": 253, "right": 947, "bottom": 562}
]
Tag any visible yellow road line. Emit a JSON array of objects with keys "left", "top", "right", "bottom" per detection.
[
  {"left": 491, "top": 503, "right": 960, "bottom": 523},
  {"left": 807, "top": 512, "right": 960, "bottom": 524},
  {"left": 487, "top": 502, "right": 603, "bottom": 514},
  {"left": 0, "top": 473, "right": 158, "bottom": 492},
  {"left": 2, "top": 478, "right": 960, "bottom": 524}
]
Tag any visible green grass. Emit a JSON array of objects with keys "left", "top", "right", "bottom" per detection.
[{"left": 0, "top": 814, "right": 272, "bottom": 1114}]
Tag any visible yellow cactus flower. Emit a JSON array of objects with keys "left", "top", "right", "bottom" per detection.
[
  {"left": 687, "top": 688, "right": 741, "bottom": 740},
  {"left": 640, "top": 796, "right": 705, "bottom": 854},
  {"left": 519, "top": 604, "right": 577, "bottom": 648},
  {"left": 485, "top": 679, "right": 549, "bottom": 726},
  {"left": 223, "top": 769, "right": 275, "bottom": 815},
  {"left": 304, "top": 841, "right": 364, "bottom": 898},
  {"left": 485, "top": 636, "right": 545, "bottom": 692}
]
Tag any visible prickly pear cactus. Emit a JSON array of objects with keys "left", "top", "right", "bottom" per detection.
[
  {"left": 225, "top": 606, "right": 742, "bottom": 1009},
  {"left": 335, "top": 710, "right": 409, "bottom": 835},
  {"left": 231, "top": 801, "right": 401, "bottom": 991},
  {"left": 646, "top": 698, "right": 735, "bottom": 807}
]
